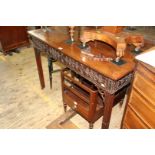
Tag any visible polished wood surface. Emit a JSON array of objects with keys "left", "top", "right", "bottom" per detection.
[
  {"left": 28, "top": 28, "right": 150, "bottom": 81},
  {"left": 80, "top": 28, "right": 144, "bottom": 61},
  {"left": 0, "top": 26, "right": 29, "bottom": 54},
  {"left": 122, "top": 57, "right": 155, "bottom": 129},
  {"left": 102, "top": 26, "right": 125, "bottom": 34}
]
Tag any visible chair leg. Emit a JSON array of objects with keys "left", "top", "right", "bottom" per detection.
[
  {"left": 89, "top": 123, "right": 94, "bottom": 129},
  {"left": 48, "top": 57, "right": 53, "bottom": 89}
]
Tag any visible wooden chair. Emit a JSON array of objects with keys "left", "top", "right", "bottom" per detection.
[
  {"left": 61, "top": 68, "right": 104, "bottom": 129},
  {"left": 39, "top": 27, "right": 61, "bottom": 89},
  {"left": 48, "top": 57, "right": 61, "bottom": 89}
]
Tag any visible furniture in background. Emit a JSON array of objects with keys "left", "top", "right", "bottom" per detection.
[
  {"left": 0, "top": 26, "right": 29, "bottom": 54},
  {"left": 101, "top": 26, "right": 125, "bottom": 34},
  {"left": 80, "top": 27, "right": 144, "bottom": 62},
  {"left": 121, "top": 50, "right": 155, "bottom": 128}
]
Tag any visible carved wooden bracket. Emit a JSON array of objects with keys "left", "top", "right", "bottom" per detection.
[{"left": 80, "top": 29, "right": 144, "bottom": 62}]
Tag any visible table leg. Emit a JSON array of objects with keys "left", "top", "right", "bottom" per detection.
[
  {"left": 34, "top": 47, "right": 45, "bottom": 89},
  {"left": 102, "top": 91, "right": 115, "bottom": 129}
]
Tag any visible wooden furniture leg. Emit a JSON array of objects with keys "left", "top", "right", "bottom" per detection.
[
  {"left": 48, "top": 56, "right": 62, "bottom": 89},
  {"left": 102, "top": 92, "right": 115, "bottom": 129},
  {"left": 61, "top": 69, "right": 67, "bottom": 112},
  {"left": 48, "top": 57, "right": 53, "bottom": 89},
  {"left": 34, "top": 47, "right": 45, "bottom": 89},
  {"left": 89, "top": 123, "right": 94, "bottom": 129}
]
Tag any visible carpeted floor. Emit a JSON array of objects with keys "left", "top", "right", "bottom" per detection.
[{"left": 0, "top": 47, "right": 127, "bottom": 129}]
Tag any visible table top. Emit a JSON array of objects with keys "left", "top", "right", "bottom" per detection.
[{"left": 28, "top": 27, "right": 153, "bottom": 80}]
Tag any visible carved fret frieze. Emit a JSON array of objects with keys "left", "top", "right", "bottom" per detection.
[
  {"left": 114, "top": 73, "right": 133, "bottom": 92},
  {"left": 31, "top": 36, "right": 49, "bottom": 53},
  {"left": 31, "top": 36, "right": 133, "bottom": 94},
  {"left": 96, "top": 87, "right": 105, "bottom": 101}
]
